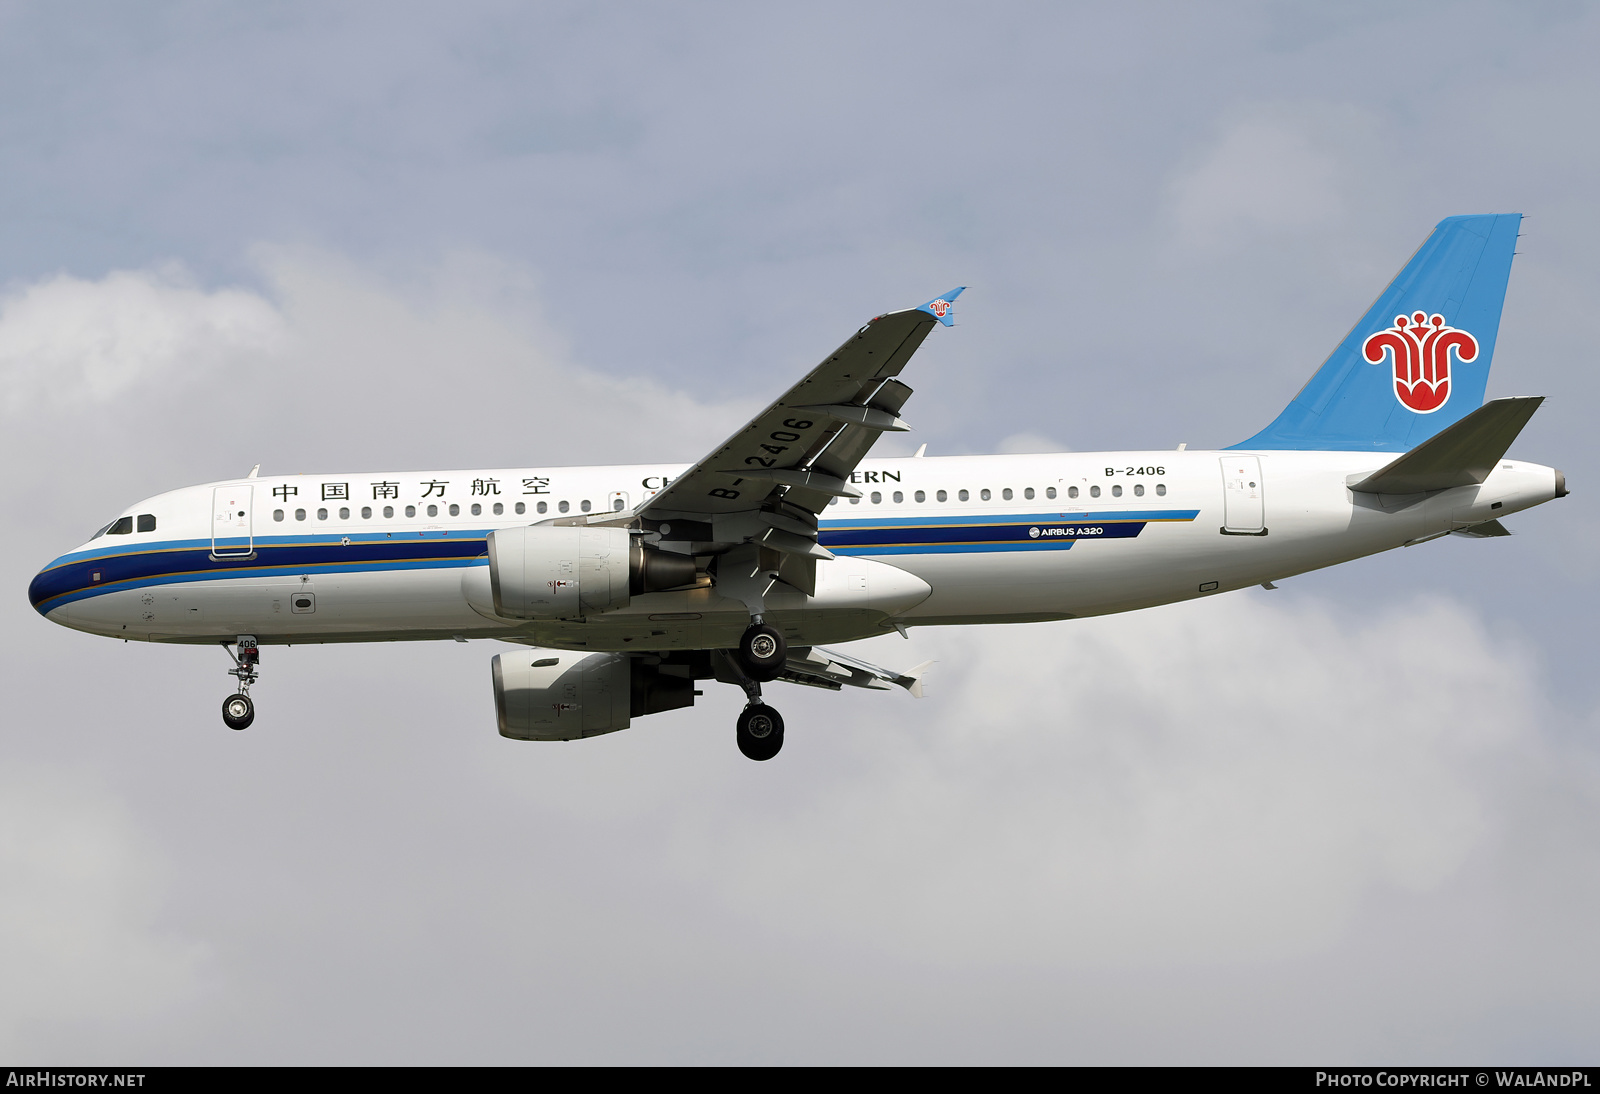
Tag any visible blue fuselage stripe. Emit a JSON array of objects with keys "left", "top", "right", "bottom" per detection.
[
  {"left": 29, "top": 533, "right": 490, "bottom": 612},
  {"left": 29, "top": 510, "right": 1202, "bottom": 611}
]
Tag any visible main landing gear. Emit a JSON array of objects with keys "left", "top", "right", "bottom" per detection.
[
  {"left": 737, "top": 703, "right": 784, "bottom": 762},
  {"left": 730, "top": 621, "right": 788, "bottom": 761},
  {"left": 738, "top": 621, "right": 786, "bottom": 681},
  {"left": 221, "top": 636, "right": 259, "bottom": 731}
]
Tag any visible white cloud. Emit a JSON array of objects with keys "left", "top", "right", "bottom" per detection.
[
  {"left": 0, "top": 265, "right": 285, "bottom": 414},
  {"left": 0, "top": 767, "right": 206, "bottom": 1055},
  {"left": 996, "top": 430, "right": 1069, "bottom": 453},
  {"left": 1168, "top": 109, "right": 1361, "bottom": 248},
  {"left": 672, "top": 592, "right": 1572, "bottom": 975},
  {"left": 0, "top": 250, "right": 754, "bottom": 476}
]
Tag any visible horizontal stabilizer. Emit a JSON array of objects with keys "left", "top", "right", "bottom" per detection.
[{"left": 1348, "top": 396, "right": 1543, "bottom": 495}]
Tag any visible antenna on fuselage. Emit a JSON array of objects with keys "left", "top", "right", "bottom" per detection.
[{"left": 247, "top": 464, "right": 260, "bottom": 479}]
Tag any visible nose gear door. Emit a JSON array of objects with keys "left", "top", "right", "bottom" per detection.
[{"left": 212, "top": 486, "right": 255, "bottom": 558}]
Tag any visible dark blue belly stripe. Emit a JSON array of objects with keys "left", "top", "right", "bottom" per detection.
[{"left": 30, "top": 534, "right": 490, "bottom": 613}]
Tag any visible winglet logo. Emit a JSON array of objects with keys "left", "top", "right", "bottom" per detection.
[
  {"left": 1362, "top": 312, "right": 1479, "bottom": 414},
  {"left": 928, "top": 299, "right": 952, "bottom": 319}
]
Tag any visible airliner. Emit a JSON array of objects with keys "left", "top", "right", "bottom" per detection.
[{"left": 28, "top": 214, "right": 1566, "bottom": 760}]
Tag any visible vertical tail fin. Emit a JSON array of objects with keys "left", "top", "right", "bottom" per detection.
[{"left": 1232, "top": 214, "right": 1521, "bottom": 452}]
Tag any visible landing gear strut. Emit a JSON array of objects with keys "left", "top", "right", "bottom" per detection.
[{"left": 221, "top": 636, "right": 259, "bottom": 731}]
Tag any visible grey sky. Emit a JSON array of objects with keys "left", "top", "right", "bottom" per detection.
[{"left": 2, "top": 1, "right": 1597, "bottom": 1063}]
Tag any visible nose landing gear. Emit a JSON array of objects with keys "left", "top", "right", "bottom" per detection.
[{"left": 221, "top": 636, "right": 259, "bottom": 731}]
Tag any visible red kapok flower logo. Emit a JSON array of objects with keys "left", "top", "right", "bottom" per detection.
[{"left": 1362, "top": 311, "right": 1479, "bottom": 414}]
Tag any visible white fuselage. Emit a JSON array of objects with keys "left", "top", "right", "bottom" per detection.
[{"left": 30, "top": 450, "right": 1562, "bottom": 651}]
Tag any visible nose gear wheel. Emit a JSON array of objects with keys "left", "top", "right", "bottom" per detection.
[
  {"left": 222, "top": 693, "right": 254, "bottom": 730},
  {"left": 220, "top": 637, "right": 261, "bottom": 731}
]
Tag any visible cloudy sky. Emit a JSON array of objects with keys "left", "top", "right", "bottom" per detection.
[{"left": 2, "top": 1, "right": 1598, "bottom": 1064}]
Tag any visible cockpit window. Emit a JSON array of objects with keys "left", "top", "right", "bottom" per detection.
[
  {"left": 106, "top": 516, "right": 134, "bottom": 536},
  {"left": 136, "top": 514, "right": 156, "bottom": 533},
  {"left": 90, "top": 523, "right": 112, "bottom": 540}
]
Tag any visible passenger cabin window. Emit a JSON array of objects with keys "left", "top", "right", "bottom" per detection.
[
  {"left": 558, "top": 501, "right": 570, "bottom": 513},
  {"left": 1156, "top": 484, "right": 1167, "bottom": 496},
  {"left": 383, "top": 506, "right": 395, "bottom": 518},
  {"left": 339, "top": 507, "right": 350, "bottom": 519},
  {"left": 137, "top": 514, "right": 156, "bottom": 532},
  {"left": 362, "top": 507, "right": 373, "bottom": 519},
  {"left": 893, "top": 491, "right": 904, "bottom": 503},
  {"left": 980, "top": 488, "right": 991, "bottom": 501},
  {"left": 107, "top": 516, "right": 134, "bottom": 535},
  {"left": 1111, "top": 485, "right": 1122, "bottom": 498},
  {"left": 580, "top": 500, "right": 592, "bottom": 513},
  {"left": 427, "top": 504, "right": 438, "bottom": 517},
  {"left": 1046, "top": 487, "right": 1057, "bottom": 499},
  {"left": 937, "top": 489, "right": 948, "bottom": 502},
  {"left": 318, "top": 508, "right": 329, "bottom": 520},
  {"left": 1090, "top": 486, "right": 1100, "bottom": 498},
  {"left": 871, "top": 491, "right": 882, "bottom": 504},
  {"left": 958, "top": 489, "right": 969, "bottom": 501},
  {"left": 1024, "top": 488, "right": 1034, "bottom": 501},
  {"left": 494, "top": 502, "right": 504, "bottom": 515},
  {"left": 1068, "top": 486, "right": 1079, "bottom": 499},
  {"left": 471, "top": 503, "right": 482, "bottom": 516},
  {"left": 537, "top": 502, "right": 548, "bottom": 514},
  {"left": 514, "top": 502, "right": 525, "bottom": 515},
  {"left": 1002, "top": 488, "right": 1013, "bottom": 501},
  {"left": 611, "top": 498, "right": 624, "bottom": 512},
  {"left": 1133, "top": 484, "right": 1144, "bottom": 497},
  {"left": 295, "top": 508, "right": 307, "bottom": 520},
  {"left": 406, "top": 505, "right": 417, "bottom": 517},
  {"left": 914, "top": 490, "right": 925, "bottom": 503},
  {"left": 273, "top": 510, "right": 285, "bottom": 522},
  {"left": 449, "top": 504, "right": 460, "bottom": 516}
]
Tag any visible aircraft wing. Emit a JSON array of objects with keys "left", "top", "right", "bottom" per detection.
[
  {"left": 774, "top": 645, "right": 933, "bottom": 698},
  {"left": 632, "top": 288, "right": 963, "bottom": 594}
]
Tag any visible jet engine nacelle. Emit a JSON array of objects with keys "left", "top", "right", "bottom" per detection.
[
  {"left": 491, "top": 649, "right": 695, "bottom": 741},
  {"left": 486, "top": 525, "right": 696, "bottom": 620}
]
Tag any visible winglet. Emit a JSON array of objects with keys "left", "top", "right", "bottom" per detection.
[{"left": 917, "top": 287, "right": 966, "bottom": 327}]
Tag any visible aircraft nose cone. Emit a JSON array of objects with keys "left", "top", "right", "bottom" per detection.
[
  {"left": 28, "top": 554, "right": 76, "bottom": 618},
  {"left": 28, "top": 565, "right": 54, "bottom": 615}
]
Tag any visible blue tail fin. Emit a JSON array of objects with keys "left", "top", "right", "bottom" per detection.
[{"left": 1232, "top": 214, "right": 1521, "bottom": 452}]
